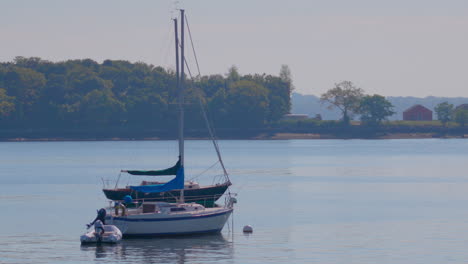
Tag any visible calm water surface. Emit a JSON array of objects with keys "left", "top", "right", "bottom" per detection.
[{"left": 1, "top": 139, "right": 468, "bottom": 263}]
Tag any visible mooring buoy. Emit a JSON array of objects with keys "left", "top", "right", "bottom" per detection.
[{"left": 243, "top": 225, "right": 253, "bottom": 233}]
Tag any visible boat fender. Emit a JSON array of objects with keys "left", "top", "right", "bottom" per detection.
[
  {"left": 114, "top": 203, "right": 127, "bottom": 216},
  {"left": 123, "top": 195, "right": 133, "bottom": 204}
]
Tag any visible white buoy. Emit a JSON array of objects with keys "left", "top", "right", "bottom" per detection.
[{"left": 243, "top": 225, "right": 253, "bottom": 233}]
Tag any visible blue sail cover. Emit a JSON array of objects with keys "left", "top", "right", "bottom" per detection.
[{"left": 129, "top": 167, "right": 185, "bottom": 193}]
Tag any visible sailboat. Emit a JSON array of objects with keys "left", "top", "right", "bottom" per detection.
[
  {"left": 102, "top": 157, "right": 231, "bottom": 207},
  {"left": 102, "top": 11, "right": 231, "bottom": 207},
  {"left": 105, "top": 10, "right": 235, "bottom": 237}
]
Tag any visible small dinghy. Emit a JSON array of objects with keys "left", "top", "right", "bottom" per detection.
[{"left": 80, "top": 225, "right": 122, "bottom": 244}]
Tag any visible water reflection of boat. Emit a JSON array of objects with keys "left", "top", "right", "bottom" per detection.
[{"left": 80, "top": 234, "right": 233, "bottom": 263}]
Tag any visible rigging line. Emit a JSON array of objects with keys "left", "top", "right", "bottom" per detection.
[
  {"left": 196, "top": 86, "right": 230, "bottom": 180},
  {"left": 183, "top": 57, "right": 195, "bottom": 81},
  {"left": 183, "top": 57, "right": 231, "bottom": 182},
  {"left": 182, "top": 18, "right": 222, "bottom": 149},
  {"left": 184, "top": 14, "right": 201, "bottom": 77},
  {"left": 188, "top": 160, "right": 220, "bottom": 181},
  {"left": 184, "top": 68, "right": 229, "bottom": 178},
  {"left": 183, "top": 17, "right": 231, "bottom": 183},
  {"left": 114, "top": 172, "right": 122, "bottom": 189},
  {"left": 160, "top": 19, "right": 176, "bottom": 69}
]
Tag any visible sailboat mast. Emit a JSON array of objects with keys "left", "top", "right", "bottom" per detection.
[
  {"left": 179, "top": 9, "right": 185, "bottom": 167},
  {"left": 178, "top": 9, "right": 185, "bottom": 203},
  {"left": 174, "top": 18, "right": 180, "bottom": 114}
]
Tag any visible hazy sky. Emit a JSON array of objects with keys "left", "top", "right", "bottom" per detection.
[{"left": 1, "top": 0, "right": 468, "bottom": 97}]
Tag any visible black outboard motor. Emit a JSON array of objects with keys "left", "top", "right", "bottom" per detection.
[
  {"left": 87, "top": 208, "right": 107, "bottom": 228},
  {"left": 94, "top": 220, "right": 105, "bottom": 242}
]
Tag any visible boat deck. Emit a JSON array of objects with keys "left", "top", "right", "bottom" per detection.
[{"left": 109, "top": 202, "right": 230, "bottom": 219}]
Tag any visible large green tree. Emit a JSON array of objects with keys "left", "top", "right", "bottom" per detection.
[
  {"left": 320, "top": 81, "right": 364, "bottom": 124},
  {"left": 208, "top": 87, "right": 228, "bottom": 126},
  {"left": 454, "top": 109, "right": 468, "bottom": 127},
  {"left": 79, "top": 89, "right": 126, "bottom": 126},
  {"left": 263, "top": 75, "right": 290, "bottom": 122},
  {"left": 226, "top": 65, "right": 240, "bottom": 82},
  {"left": 225, "top": 80, "right": 269, "bottom": 128},
  {"left": 0, "top": 88, "right": 15, "bottom": 119},
  {"left": 434, "top": 102, "right": 454, "bottom": 127},
  {"left": 279, "top": 64, "right": 294, "bottom": 93},
  {"left": 359, "top": 95, "right": 395, "bottom": 126},
  {"left": 3, "top": 67, "right": 46, "bottom": 122}
]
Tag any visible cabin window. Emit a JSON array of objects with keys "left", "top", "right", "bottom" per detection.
[
  {"left": 170, "top": 207, "right": 186, "bottom": 212},
  {"left": 142, "top": 204, "right": 156, "bottom": 213}
]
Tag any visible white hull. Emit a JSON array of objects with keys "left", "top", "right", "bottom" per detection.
[{"left": 107, "top": 207, "right": 232, "bottom": 237}]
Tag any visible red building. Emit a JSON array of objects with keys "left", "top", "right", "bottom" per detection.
[
  {"left": 403, "top": 104, "right": 433, "bottom": 121},
  {"left": 455, "top": 104, "right": 468, "bottom": 111}
]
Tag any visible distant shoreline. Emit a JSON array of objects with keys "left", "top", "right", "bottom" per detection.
[
  {"left": 2, "top": 132, "right": 466, "bottom": 142},
  {"left": 263, "top": 133, "right": 467, "bottom": 140}
]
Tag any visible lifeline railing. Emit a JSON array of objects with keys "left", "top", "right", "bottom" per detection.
[{"left": 110, "top": 193, "right": 236, "bottom": 208}]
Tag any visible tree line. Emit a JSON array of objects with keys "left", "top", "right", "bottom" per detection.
[
  {"left": 319, "top": 81, "right": 468, "bottom": 127},
  {"left": 0, "top": 57, "right": 293, "bottom": 131},
  {"left": 434, "top": 102, "right": 468, "bottom": 127},
  {"left": 319, "top": 81, "right": 395, "bottom": 126}
]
